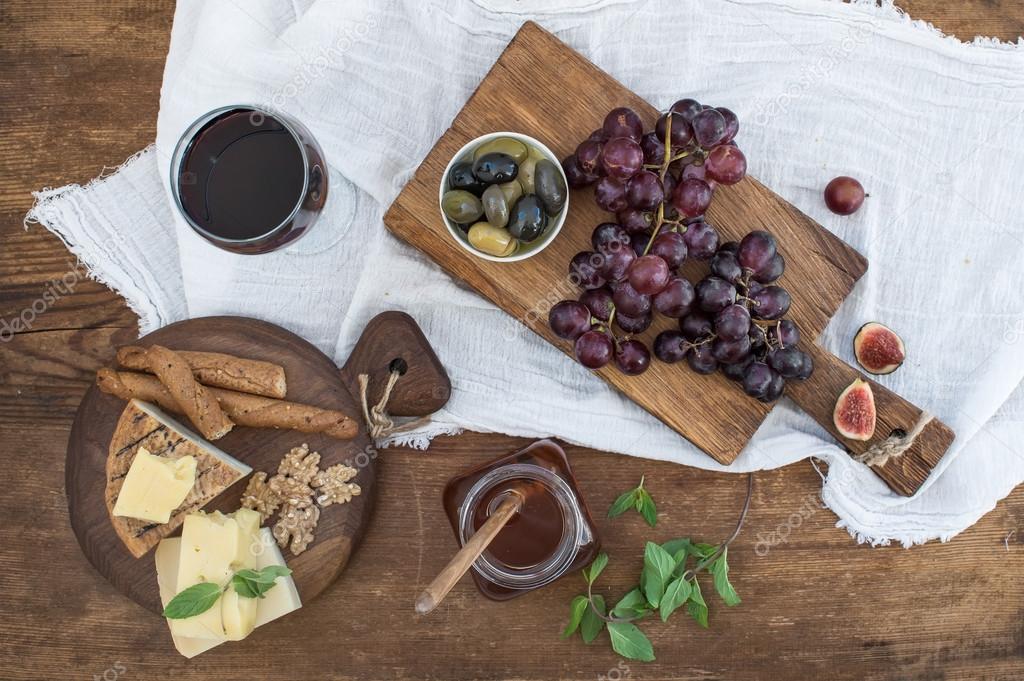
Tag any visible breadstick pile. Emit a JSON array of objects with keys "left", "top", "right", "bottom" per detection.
[{"left": 96, "top": 345, "right": 358, "bottom": 441}]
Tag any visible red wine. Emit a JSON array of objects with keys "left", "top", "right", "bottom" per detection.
[{"left": 172, "top": 107, "right": 327, "bottom": 253}]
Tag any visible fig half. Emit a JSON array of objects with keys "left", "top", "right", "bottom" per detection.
[
  {"left": 833, "top": 378, "right": 876, "bottom": 441},
  {"left": 853, "top": 322, "right": 905, "bottom": 375}
]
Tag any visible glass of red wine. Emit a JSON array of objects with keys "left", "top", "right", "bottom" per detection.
[{"left": 170, "top": 105, "right": 328, "bottom": 254}]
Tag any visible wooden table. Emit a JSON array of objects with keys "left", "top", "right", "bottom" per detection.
[{"left": 1, "top": 3, "right": 1021, "bottom": 679}]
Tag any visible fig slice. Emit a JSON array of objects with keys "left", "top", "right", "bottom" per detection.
[
  {"left": 853, "top": 322, "right": 905, "bottom": 375},
  {"left": 833, "top": 378, "right": 876, "bottom": 441}
]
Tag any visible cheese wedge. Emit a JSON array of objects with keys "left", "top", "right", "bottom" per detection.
[
  {"left": 112, "top": 448, "right": 197, "bottom": 523},
  {"left": 106, "top": 400, "right": 252, "bottom": 558},
  {"left": 155, "top": 527, "right": 302, "bottom": 658}
]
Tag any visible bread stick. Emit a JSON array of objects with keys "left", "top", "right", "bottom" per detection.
[
  {"left": 116, "top": 346, "right": 287, "bottom": 399},
  {"left": 96, "top": 369, "right": 358, "bottom": 440},
  {"left": 143, "top": 345, "right": 234, "bottom": 440}
]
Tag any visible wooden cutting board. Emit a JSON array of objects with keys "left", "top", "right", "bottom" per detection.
[
  {"left": 66, "top": 312, "right": 450, "bottom": 614},
  {"left": 383, "top": 21, "right": 954, "bottom": 497}
]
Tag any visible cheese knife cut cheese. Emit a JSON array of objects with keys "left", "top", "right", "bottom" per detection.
[
  {"left": 106, "top": 399, "right": 252, "bottom": 558},
  {"left": 112, "top": 448, "right": 197, "bottom": 523},
  {"left": 155, "top": 527, "right": 302, "bottom": 658}
]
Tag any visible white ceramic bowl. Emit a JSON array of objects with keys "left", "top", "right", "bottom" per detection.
[{"left": 439, "top": 131, "right": 568, "bottom": 263}]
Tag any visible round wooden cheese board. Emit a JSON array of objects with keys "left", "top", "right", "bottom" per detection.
[{"left": 66, "top": 312, "right": 450, "bottom": 615}]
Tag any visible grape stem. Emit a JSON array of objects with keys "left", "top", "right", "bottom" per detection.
[{"left": 639, "top": 112, "right": 677, "bottom": 258}]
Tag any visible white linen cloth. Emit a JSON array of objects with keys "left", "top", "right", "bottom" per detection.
[{"left": 27, "top": 0, "right": 1024, "bottom": 546}]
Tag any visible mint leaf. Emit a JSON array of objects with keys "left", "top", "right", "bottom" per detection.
[
  {"left": 659, "top": 576, "right": 692, "bottom": 622},
  {"left": 661, "top": 538, "right": 698, "bottom": 559},
  {"left": 580, "top": 594, "right": 606, "bottom": 644},
  {"left": 711, "top": 549, "right": 741, "bottom": 606},
  {"left": 584, "top": 553, "right": 609, "bottom": 585},
  {"left": 163, "top": 582, "right": 222, "bottom": 619},
  {"left": 607, "top": 622, "right": 655, "bottom": 662},
  {"left": 231, "top": 564, "right": 292, "bottom": 599},
  {"left": 641, "top": 542, "right": 675, "bottom": 608},
  {"left": 694, "top": 542, "right": 718, "bottom": 557},
  {"left": 235, "top": 565, "right": 292, "bottom": 584},
  {"left": 687, "top": 578, "right": 709, "bottom": 629},
  {"left": 562, "top": 595, "right": 589, "bottom": 638},
  {"left": 612, "top": 588, "right": 651, "bottom": 619},
  {"left": 607, "top": 489, "right": 638, "bottom": 519},
  {"left": 637, "top": 489, "right": 657, "bottom": 527}
]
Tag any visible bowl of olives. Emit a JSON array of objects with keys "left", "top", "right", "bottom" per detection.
[{"left": 439, "top": 132, "right": 568, "bottom": 262}]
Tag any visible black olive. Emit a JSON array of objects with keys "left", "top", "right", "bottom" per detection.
[
  {"left": 472, "top": 152, "right": 519, "bottom": 185},
  {"left": 507, "top": 194, "right": 548, "bottom": 242},
  {"left": 448, "top": 161, "right": 486, "bottom": 195}
]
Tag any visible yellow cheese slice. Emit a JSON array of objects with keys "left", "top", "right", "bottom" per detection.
[
  {"left": 155, "top": 528, "right": 303, "bottom": 658},
  {"left": 112, "top": 448, "right": 197, "bottom": 523}
]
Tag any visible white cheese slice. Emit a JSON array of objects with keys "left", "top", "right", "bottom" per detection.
[
  {"left": 112, "top": 447, "right": 197, "bottom": 524},
  {"left": 155, "top": 528, "right": 303, "bottom": 659}
]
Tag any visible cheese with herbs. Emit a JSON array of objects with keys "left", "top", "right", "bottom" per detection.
[{"left": 155, "top": 526, "right": 302, "bottom": 658}]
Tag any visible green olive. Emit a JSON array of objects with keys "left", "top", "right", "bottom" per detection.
[
  {"left": 473, "top": 137, "right": 529, "bottom": 164},
  {"left": 468, "top": 222, "right": 517, "bottom": 257},
  {"left": 482, "top": 185, "right": 510, "bottom": 228},
  {"left": 498, "top": 180, "right": 524, "bottom": 206},
  {"left": 442, "top": 190, "right": 484, "bottom": 223},
  {"left": 518, "top": 157, "right": 538, "bottom": 194}
]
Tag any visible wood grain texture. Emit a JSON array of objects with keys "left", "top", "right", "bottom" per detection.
[
  {"left": 384, "top": 22, "right": 953, "bottom": 496},
  {"left": 66, "top": 314, "right": 447, "bottom": 615},
  {"left": 2, "top": 1, "right": 1023, "bottom": 679}
]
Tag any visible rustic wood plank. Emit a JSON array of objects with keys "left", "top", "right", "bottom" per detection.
[
  {"left": 1, "top": 1, "right": 1023, "bottom": 679},
  {"left": 383, "top": 22, "right": 954, "bottom": 496}
]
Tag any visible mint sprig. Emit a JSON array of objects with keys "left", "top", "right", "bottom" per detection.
[
  {"left": 561, "top": 473, "right": 753, "bottom": 662},
  {"left": 607, "top": 476, "right": 657, "bottom": 527},
  {"left": 163, "top": 565, "right": 291, "bottom": 619}
]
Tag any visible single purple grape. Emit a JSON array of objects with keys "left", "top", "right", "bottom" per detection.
[
  {"left": 672, "top": 178, "right": 713, "bottom": 218},
  {"left": 753, "top": 252, "right": 785, "bottom": 283},
  {"left": 670, "top": 99, "right": 702, "bottom": 121},
  {"left": 602, "top": 107, "right": 644, "bottom": 142},
  {"left": 594, "top": 176, "right": 629, "bottom": 212},
  {"left": 680, "top": 312, "right": 713, "bottom": 340},
  {"left": 562, "top": 154, "right": 599, "bottom": 189},
  {"left": 692, "top": 108, "right": 728, "bottom": 148},
  {"left": 714, "top": 304, "right": 752, "bottom": 341},
  {"left": 592, "top": 222, "right": 630, "bottom": 252},
  {"left": 601, "top": 137, "right": 644, "bottom": 180},
  {"left": 627, "top": 255, "right": 671, "bottom": 295},
  {"left": 716, "top": 107, "right": 739, "bottom": 143},
  {"left": 549, "top": 300, "right": 592, "bottom": 341},
  {"left": 695, "top": 275, "right": 737, "bottom": 313},
  {"left": 654, "top": 330, "right": 688, "bottom": 363},
  {"left": 649, "top": 231, "right": 688, "bottom": 269},
  {"left": 612, "top": 280, "right": 651, "bottom": 317},
  {"left": 704, "top": 145, "right": 747, "bottom": 185},
  {"left": 626, "top": 171, "right": 665, "bottom": 211},
  {"left": 569, "top": 251, "right": 607, "bottom": 290},
  {"left": 575, "top": 330, "right": 614, "bottom": 369},
  {"left": 615, "top": 339, "right": 651, "bottom": 375},
  {"left": 767, "top": 319, "right": 800, "bottom": 347},
  {"left": 742, "top": 361, "right": 775, "bottom": 398},
  {"left": 617, "top": 208, "right": 654, "bottom": 235},
  {"left": 687, "top": 343, "right": 718, "bottom": 374},
  {"left": 576, "top": 140, "right": 604, "bottom": 176},
  {"left": 653, "top": 277, "right": 695, "bottom": 318},
  {"left": 655, "top": 111, "right": 694, "bottom": 147},
  {"left": 738, "top": 231, "right": 777, "bottom": 273},
  {"left": 580, "top": 287, "right": 614, "bottom": 322},
  {"left": 615, "top": 311, "right": 652, "bottom": 335},
  {"left": 712, "top": 336, "right": 752, "bottom": 364}
]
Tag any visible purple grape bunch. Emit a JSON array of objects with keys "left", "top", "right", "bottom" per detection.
[
  {"left": 655, "top": 230, "right": 814, "bottom": 402},
  {"left": 548, "top": 102, "right": 814, "bottom": 399},
  {"left": 549, "top": 101, "right": 742, "bottom": 376}
]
